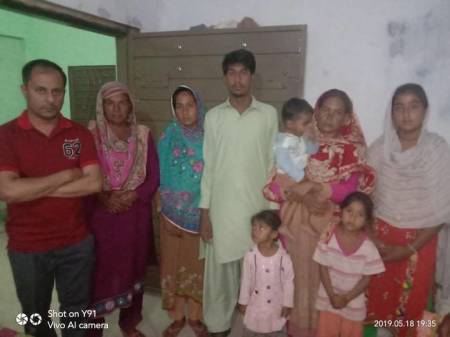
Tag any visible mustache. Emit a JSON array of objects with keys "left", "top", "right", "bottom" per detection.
[{"left": 42, "top": 104, "right": 58, "bottom": 110}]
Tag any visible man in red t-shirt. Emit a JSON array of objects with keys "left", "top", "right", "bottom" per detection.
[{"left": 0, "top": 59, "right": 102, "bottom": 337}]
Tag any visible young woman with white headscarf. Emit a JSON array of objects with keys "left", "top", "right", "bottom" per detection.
[{"left": 366, "top": 83, "right": 450, "bottom": 337}]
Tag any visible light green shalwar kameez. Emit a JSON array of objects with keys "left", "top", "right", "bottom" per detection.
[{"left": 199, "top": 97, "right": 278, "bottom": 332}]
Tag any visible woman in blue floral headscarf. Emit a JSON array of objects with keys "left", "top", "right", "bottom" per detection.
[{"left": 158, "top": 85, "right": 207, "bottom": 337}]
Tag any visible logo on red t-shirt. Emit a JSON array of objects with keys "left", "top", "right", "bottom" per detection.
[{"left": 62, "top": 138, "right": 81, "bottom": 160}]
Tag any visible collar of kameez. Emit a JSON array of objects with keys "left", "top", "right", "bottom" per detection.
[{"left": 224, "top": 96, "right": 259, "bottom": 113}]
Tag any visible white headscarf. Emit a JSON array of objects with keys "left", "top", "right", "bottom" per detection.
[{"left": 368, "top": 85, "right": 450, "bottom": 297}]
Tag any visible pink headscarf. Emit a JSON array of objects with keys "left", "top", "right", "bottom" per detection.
[{"left": 89, "top": 81, "right": 148, "bottom": 191}]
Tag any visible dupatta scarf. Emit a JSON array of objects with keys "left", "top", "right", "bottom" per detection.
[
  {"left": 281, "top": 90, "right": 375, "bottom": 337},
  {"left": 89, "top": 81, "right": 148, "bottom": 191},
  {"left": 158, "top": 85, "right": 205, "bottom": 233},
  {"left": 368, "top": 93, "right": 450, "bottom": 298},
  {"left": 305, "top": 91, "right": 375, "bottom": 194}
]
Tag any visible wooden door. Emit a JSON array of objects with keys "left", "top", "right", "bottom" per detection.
[{"left": 119, "top": 25, "right": 307, "bottom": 137}]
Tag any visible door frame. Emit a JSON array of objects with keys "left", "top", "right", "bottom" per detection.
[
  {"left": 1, "top": 0, "right": 138, "bottom": 36},
  {"left": 1, "top": 0, "right": 138, "bottom": 82}
]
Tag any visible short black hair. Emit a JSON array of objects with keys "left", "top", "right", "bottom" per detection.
[
  {"left": 251, "top": 210, "right": 281, "bottom": 231},
  {"left": 281, "top": 97, "right": 313, "bottom": 123},
  {"left": 392, "top": 83, "right": 428, "bottom": 110},
  {"left": 22, "top": 59, "right": 67, "bottom": 86},
  {"left": 222, "top": 49, "right": 256, "bottom": 75},
  {"left": 340, "top": 191, "right": 374, "bottom": 224}
]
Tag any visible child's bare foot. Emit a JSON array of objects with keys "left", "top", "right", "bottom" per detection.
[
  {"left": 188, "top": 319, "right": 209, "bottom": 337},
  {"left": 163, "top": 318, "right": 186, "bottom": 337}
]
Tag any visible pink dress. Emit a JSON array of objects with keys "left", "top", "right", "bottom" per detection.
[{"left": 238, "top": 245, "right": 294, "bottom": 333}]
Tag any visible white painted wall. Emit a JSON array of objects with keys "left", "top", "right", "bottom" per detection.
[
  {"left": 49, "top": 0, "right": 450, "bottom": 143},
  {"left": 47, "top": 0, "right": 159, "bottom": 30}
]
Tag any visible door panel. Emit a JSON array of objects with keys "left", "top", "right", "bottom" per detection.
[
  {"left": 131, "top": 29, "right": 306, "bottom": 57},
  {"left": 0, "top": 35, "right": 25, "bottom": 124},
  {"left": 122, "top": 25, "right": 307, "bottom": 138},
  {"left": 68, "top": 65, "right": 116, "bottom": 126}
]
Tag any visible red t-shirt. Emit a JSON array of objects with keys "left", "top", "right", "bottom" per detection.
[{"left": 0, "top": 111, "right": 99, "bottom": 252}]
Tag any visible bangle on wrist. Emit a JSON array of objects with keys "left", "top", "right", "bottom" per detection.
[{"left": 407, "top": 243, "right": 417, "bottom": 255}]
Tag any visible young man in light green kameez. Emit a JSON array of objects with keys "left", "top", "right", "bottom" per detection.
[{"left": 199, "top": 49, "right": 278, "bottom": 336}]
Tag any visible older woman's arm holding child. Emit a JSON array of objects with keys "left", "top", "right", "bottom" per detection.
[
  {"left": 285, "top": 180, "right": 330, "bottom": 213},
  {"left": 287, "top": 178, "right": 356, "bottom": 217}
]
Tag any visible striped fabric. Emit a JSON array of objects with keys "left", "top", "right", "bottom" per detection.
[{"left": 313, "top": 232, "right": 385, "bottom": 321}]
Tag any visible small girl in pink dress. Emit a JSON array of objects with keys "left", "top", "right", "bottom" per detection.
[
  {"left": 238, "top": 210, "right": 294, "bottom": 337},
  {"left": 313, "top": 192, "right": 385, "bottom": 337}
]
